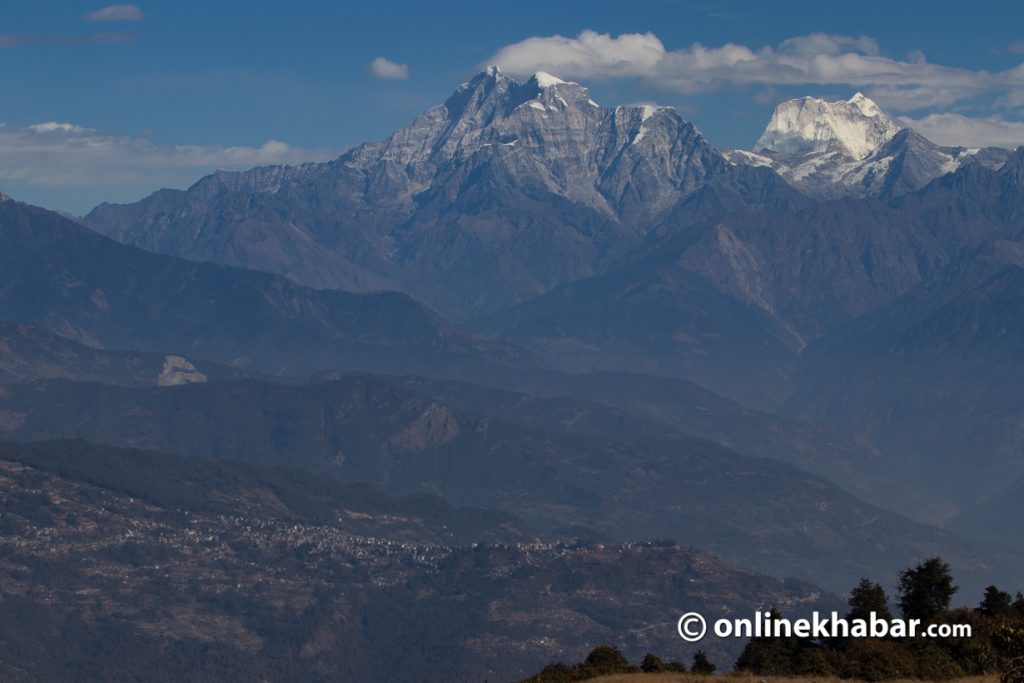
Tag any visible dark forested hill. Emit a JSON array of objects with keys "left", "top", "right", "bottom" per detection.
[
  {"left": 0, "top": 321, "right": 256, "bottom": 386},
  {"left": 0, "top": 320, "right": 938, "bottom": 523},
  {"left": 0, "top": 201, "right": 534, "bottom": 382},
  {"left": 787, "top": 239, "right": 1024, "bottom": 516}
]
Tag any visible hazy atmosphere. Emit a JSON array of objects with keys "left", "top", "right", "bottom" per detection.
[{"left": 2, "top": 2, "right": 1024, "bottom": 682}]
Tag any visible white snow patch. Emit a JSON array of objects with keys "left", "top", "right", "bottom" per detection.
[
  {"left": 588, "top": 99, "right": 600, "bottom": 108},
  {"left": 837, "top": 155, "right": 892, "bottom": 184},
  {"left": 724, "top": 149, "right": 775, "bottom": 168},
  {"left": 939, "top": 154, "right": 960, "bottom": 175},
  {"left": 158, "top": 356, "right": 207, "bottom": 386},
  {"left": 528, "top": 101, "right": 547, "bottom": 111},
  {"left": 848, "top": 92, "right": 883, "bottom": 117},
  {"left": 533, "top": 71, "right": 565, "bottom": 88}
]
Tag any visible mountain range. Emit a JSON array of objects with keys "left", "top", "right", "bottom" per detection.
[
  {"left": 83, "top": 68, "right": 806, "bottom": 319},
  {"left": 484, "top": 149, "right": 1024, "bottom": 403},
  {"left": 12, "top": 69, "right": 1024, "bottom": 538},
  {"left": 2, "top": 66, "right": 1023, "bottom": 679},
  {"left": 82, "top": 73, "right": 1013, "bottom": 324}
]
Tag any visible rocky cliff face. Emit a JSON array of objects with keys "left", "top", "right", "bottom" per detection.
[{"left": 338, "top": 68, "right": 727, "bottom": 219}]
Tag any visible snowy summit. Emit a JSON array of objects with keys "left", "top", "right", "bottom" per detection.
[{"left": 754, "top": 92, "right": 901, "bottom": 160}]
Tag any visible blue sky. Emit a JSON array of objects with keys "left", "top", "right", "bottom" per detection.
[{"left": 3, "top": 0, "right": 1024, "bottom": 213}]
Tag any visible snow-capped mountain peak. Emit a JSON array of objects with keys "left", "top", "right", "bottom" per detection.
[
  {"left": 524, "top": 71, "right": 596, "bottom": 110},
  {"left": 754, "top": 93, "right": 901, "bottom": 161},
  {"left": 847, "top": 91, "right": 883, "bottom": 117},
  {"left": 727, "top": 93, "right": 1011, "bottom": 200}
]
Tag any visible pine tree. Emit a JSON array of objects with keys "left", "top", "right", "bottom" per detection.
[
  {"left": 848, "top": 577, "right": 893, "bottom": 621},
  {"left": 897, "top": 557, "right": 958, "bottom": 622},
  {"left": 579, "top": 645, "right": 629, "bottom": 677},
  {"left": 979, "top": 585, "right": 1014, "bottom": 617},
  {"left": 639, "top": 653, "right": 665, "bottom": 673},
  {"left": 691, "top": 650, "right": 716, "bottom": 675}
]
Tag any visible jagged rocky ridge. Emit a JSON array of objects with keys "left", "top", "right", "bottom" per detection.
[
  {"left": 84, "top": 68, "right": 804, "bottom": 318},
  {"left": 82, "top": 74, "right": 1015, "bottom": 326},
  {"left": 481, "top": 148, "right": 1024, "bottom": 407}
]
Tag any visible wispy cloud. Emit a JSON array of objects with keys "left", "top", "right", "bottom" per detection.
[
  {"left": 0, "top": 121, "right": 338, "bottom": 188},
  {"left": 901, "top": 113, "right": 1024, "bottom": 149},
  {"left": 85, "top": 4, "right": 144, "bottom": 22},
  {"left": 367, "top": 57, "right": 410, "bottom": 80},
  {"left": 0, "top": 32, "right": 137, "bottom": 48},
  {"left": 484, "top": 30, "right": 1024, "bottom": 112},
  {"left": 0, "top": 4, "right": 143, "bottom": 50}
]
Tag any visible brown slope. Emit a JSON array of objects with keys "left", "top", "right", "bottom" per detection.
[{"left": 0, "top": 440, "right": 835, "bottom": 681}]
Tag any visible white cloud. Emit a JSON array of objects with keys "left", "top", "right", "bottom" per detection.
[
  {"left": 487, "top": 31, "right": 666, "bottom": 80},
  {"left": 0, "top": 121, "right": 338, "bottom": 187},
  {"left": 85, "top": 4, "right": 144, "bottom": 22},
  {"left": 902, "top": 113, "right": 1024, "bottom": 149},
  {"left": 367, "top": 57, "right": 410, "bottom": 80},
  {"left": 27, "top": 122, "right": 91, "bottom": 134},
  {"left": 485, "top": 30, "right": 1024, "bottom": 112}
]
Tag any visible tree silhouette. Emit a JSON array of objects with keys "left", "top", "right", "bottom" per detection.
[
  {"left": 579, "top": 645, "right": 629, "bottom": 677},
  {"left": 980, "top": 585, "right": 1014, "bottom": 618},
  {"left": 897, "top": 557, "right": 957, "bottom": 622},
  {"left": 691, "top": 649, "right": 716, "bottom": 675},
  {"left": 848, "top": 577, "right": 893, "bottom": 621},
  {"left": 639, "top": 653, "right": 665, "bottom": 673}
]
